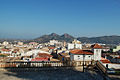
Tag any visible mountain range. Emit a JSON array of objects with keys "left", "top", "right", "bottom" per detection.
[
  {"left": 33, "top": 33, "right": 75, "bottom": 43},
  {"left": 1, "top": 33, "right": 120, "bottom": 44},
  {"left": 77, "top": 36, "right": 120, "bottom": 44},
  {"left": 33, "top": 33, "right": 120, "bottom": 44}
]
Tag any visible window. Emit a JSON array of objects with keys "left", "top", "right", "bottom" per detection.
[
  {"left": 96, "top": 49, "right": 98, "bottom": 52},
  {"left": 78, "top": 56, "right": 80, "bottom": 60}
]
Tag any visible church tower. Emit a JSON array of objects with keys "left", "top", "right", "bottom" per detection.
[{"left": 92, "top": 44, "right": 102, "bottom": 61}]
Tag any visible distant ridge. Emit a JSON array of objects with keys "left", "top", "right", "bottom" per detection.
[
  {"left": 77, "top": 35, "right": 120, "bottom": 44},
  {"left": 0, "top": 33, "right": 120, "bottom": 44},
  {"left": 33, "top": 34, "right": 120, "bottom": 44},
  {"left": 34, "top": 33, "right": 75, "bottom": 43}
]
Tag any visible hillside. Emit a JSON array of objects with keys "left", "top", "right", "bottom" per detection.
[
  {"left": 1, "top": 34, "right": 120, "bottom": 44},
  {"left": 33, "top": 33, "right": 75, "bottom": 43},
  {"left": 34, "top": 34, "right": 120, "bottom": 44},
  {"left": 77, "top": 35, "right": 120, "bottom": 44}
]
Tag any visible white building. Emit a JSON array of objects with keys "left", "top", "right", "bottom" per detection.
[
  {"left": 0, "top": 48, "right": 12, "bottom": 54},
  {"left": 18, "top": 42, "right": 23, "bottom": 46},
  {"left": 70, "top": 44, "right": 102, "bottom": 61},
  {"left": 2, "top": 41, "right": 9, "bottom": 46},
  {"left": 68, "top": 39, "right": 82, "bottom": 50},
  {"left": 68, "top": 43, "right": 74, "bottom": 50},
  {"left": 49, "top": 40, "right": 59, "bottom": 45},
  {"left": 70, "top": 49, "right": 93, "bottom": 61},
  {"left": 22, "top": 49, "right": 50, "bottom": 57},
  {"left": 113, "top": 45, "right": 120, "bottom": 52},
  {"left": 92, "top": 43, "right": 102, "bottom": 61},
  {"left": 75, "top": 44, "right": 82, "bottom": 49}
]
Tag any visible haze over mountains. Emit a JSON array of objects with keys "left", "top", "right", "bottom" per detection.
[
  {"left": 0, "top": 33, "right": 120, "bottom": 44},
  {"left": 32, "top": 33, "right": 120, "bottom": 44},
  {"left": 34, "top": 33, "right": 75, "bottom": 43}
]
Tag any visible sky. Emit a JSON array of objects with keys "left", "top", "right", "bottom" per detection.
[{"left": 0, "top": 0, "right": 120, "bottom": 39}]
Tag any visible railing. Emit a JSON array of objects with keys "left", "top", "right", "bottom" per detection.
[
  {"left": 96, "top": 61, "right": 107, "bottom": 74},
  {"left": 0, "top": 61, "right": 72, "bottom": 68},
  {"left": 72, "top": 61, "right": 94, "bottom": 67}
]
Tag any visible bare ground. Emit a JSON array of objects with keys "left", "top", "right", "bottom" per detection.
[{"left": 0, "top": 68, "right": 105, "bottom": 80}]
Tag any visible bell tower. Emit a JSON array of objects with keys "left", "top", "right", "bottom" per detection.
[{"left": 92, "top": 44, "right": 102, "bottom": 61}]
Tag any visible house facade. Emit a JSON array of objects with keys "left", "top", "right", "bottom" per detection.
[
  {"left": 70, "top": 44, "right": 102, "bottom": 66},
  {"left": 68, "top": 39, "right": 82, "bottom": 50}
]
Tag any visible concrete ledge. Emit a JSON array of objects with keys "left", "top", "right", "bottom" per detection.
[{"left": 73, "top": 66, "right": 83, "bottom": 72}]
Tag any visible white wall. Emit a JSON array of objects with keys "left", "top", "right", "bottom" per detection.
[
  {"left": 68, "top": 43, "right": 74, "bottom": 50},
  {"left": 1, "top": 51, "right": 12, "bottom": 54},
  {"left": 68, "top": 43, "right": 82, "bottom": 50},
  {"left": 75, "top": 44, "right": 82, "bottom": 49},
  {"left": 103, "top": 63, "right": 120, "bottom": 69},
  {"left": 3, "top": 41, "right": 9, "bottom": 46},
  {"left": 23, "top": 50, "right": 50, "bottom": 56},
  {"left": 70, "top": 54, "right": 93, "bottom": 61},
  {"left": 49, "top": 40, "right": 59, "bottom": 45},
  {"left": 94, "top": 49, "right": 101, "bottom": 61}
]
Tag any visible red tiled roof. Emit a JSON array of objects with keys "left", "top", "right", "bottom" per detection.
[
  {"left": 31, "top": 58, "right": 48, "bottom": 61},
  {"left": 70, "top": 49, "right": 93, "bottom": 55},
  {"left": 101, "top": 57, "right": 111, "bottom": 63},
  {"left": 38, "top": 53, "right": 53, "bottom": 58},
  {"left": 48, "top": 47, "right": 55, "bottom": 49},
  {"left": 12, "top": 51, "right": 17, "bottom": 53},
  {"left": 92, "top": 44, "right": 102, "bottom": 49},
  {"left": 1, "top": 49, "right": 11, "bottom": 52}
]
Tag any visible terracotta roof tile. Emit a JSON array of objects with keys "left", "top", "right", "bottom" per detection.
[
  {"left": 101, "top": 57, "right": 111, "bottom": 63},
  {"left": 70, "top": 49, "right": 93, "bottom": 55},
  {"left": 31, "top": 58, "right": 48, "bottom": 61},
  {"left": 38, "top": 53, "right": 53, "bottom": 58},
  {"left": 48, "top": 47, "right": 55, "bottom": 49},
  {"left": 1, "top": 49, "right": 11, "bottom": 52},
  {"left": 92, "top": 44, "right": 102, "bottom": 49}
]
